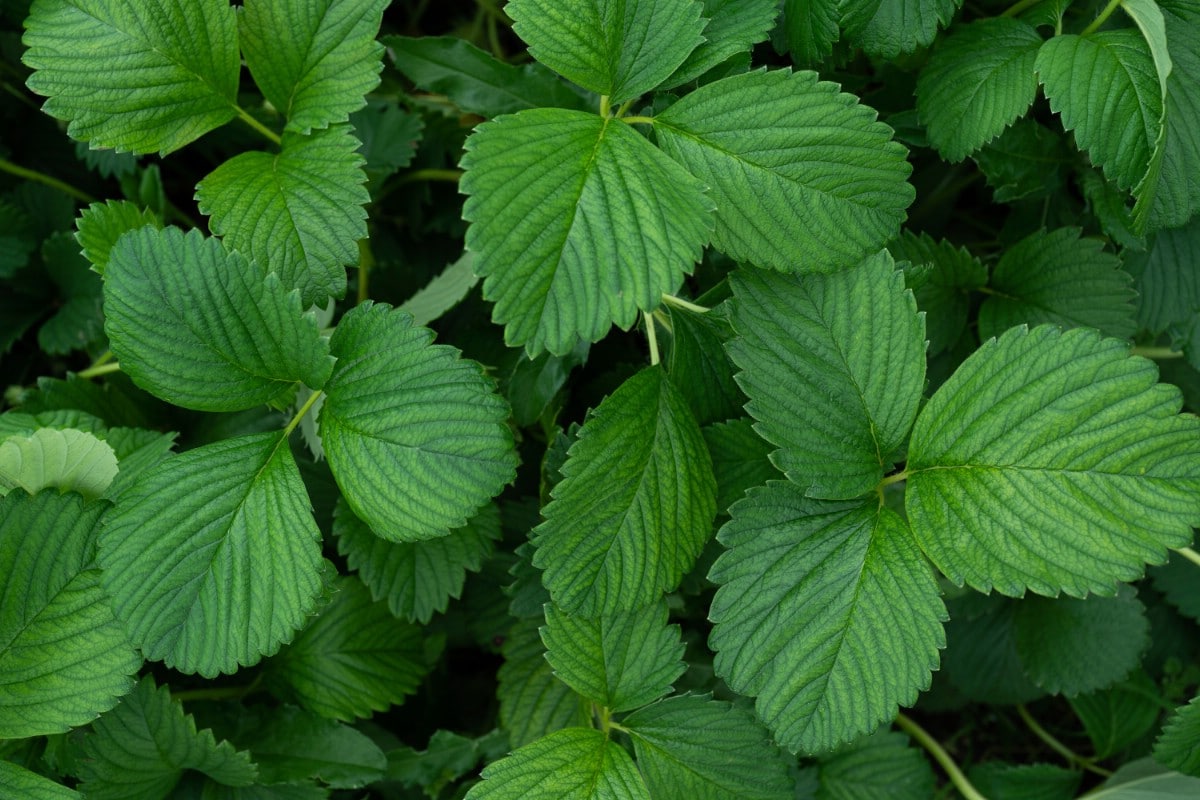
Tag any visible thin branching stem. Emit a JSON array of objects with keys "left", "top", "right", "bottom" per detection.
[
  {"left": 76, "top": 362, "right": 122, "bottom": 380},
  {"left": 1174, "top": 546, "right": 1200, "bottom": 568},
  {"left": 1001, "top": 0, "right": 1046, "bottom": 17},
  {"left": 1129, "top": 345, "right": 1184, "bottom": 360},
  {"left": 661, "top": 293, "right": 710, "bottom": 314},
  {"left": 1082, "top": 0, "right": 1123, "bottom": 34},
  {"left": 1016, "top": 705, "right": 1113, "bottom": 777},
  {"left": 645, "top": 311, "right": 661, "bottom": 366},
  {"left": 895, "top": 712, "right": 989, "bottom": 800},
  {"left": 0, "top": 157, "right": 96, "bottom": 203},
  {"left": 235, "top": 106, "right": 282, "bottom": 146},
  {"left": 283, "top": 389, "right": 324, "bottom": 438}
]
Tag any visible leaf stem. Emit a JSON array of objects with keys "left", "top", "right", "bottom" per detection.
[
  {"left": 173, "top": 676, "right": 262, "bottom": 703},
  {"left": 660, "top": 293, "right": 710, "bottom": 314},
  {"left": 235, "top": 106, "right": 282, "bottom": 146},
  {"left": 622, "top": 115, "right": 655, "bottom": 126},
  {"left": 879, "top": 470, "right": 909, "bottom": 488},
  {"left": 614, "top": 99, "right": 636, "bottom": 119},
  {"left": 284, "top": 389, "right": 324, "bottom": 438},
  {"left": 1016, "top": 704, "right": 1114, "bottom": 777},
  {"left": 1001, "top": 0, "right": 1046, "bottom": 17},
  {"left": 1173, "top": 546, "right": 1200, "bottom": 568},
  {"left": 1082, "top": 0, "right": 1122, "bottom": 34},
  {"left": 645, "top": 311, "right": 661, "bottom": 366},
  {"left": 395, "top": 168, "right": 463, "bottom": 185},
  {"left": 599, "top": 94, "right": 611, "bottom": 117},
  {"left": 88, "top": 349, "right": 114, "bottom": 370},
  {"left": 357, "top": 238, "right": 375, "bottom": 305},
  {"left": 895, "top": 712, "right": 989, "bottom": 800},
  {"left": 76, "top": 362, "right": 122, "bottom": 380},
  {"left": 0, "top": 157, "right": 96, "bottom": 204},
  {"left": 1129, "top": 345, "right": 1184, "bottom": 359}
]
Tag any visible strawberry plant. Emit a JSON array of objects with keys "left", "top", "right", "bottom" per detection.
[{"left": 2, "top": 0, "right": 1200, "bottom": 797}]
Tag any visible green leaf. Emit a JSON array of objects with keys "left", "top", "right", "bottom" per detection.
[
  {"left": 0, "top": 761, "right": 79, "bottom": 799},
  {"left": 727, "top": 253, "right": 924, "bottom": 499},
  {"left": 1095, "top": 758, "right": 1200, "bottom": 797},
  {"left": 887, "top": 231, "right": 986, "bottom": 355},
  {"left": 0, "top": 198, "right": 35, "bottom": 278},
  {"left": 195, "top": 783, "right": 328, "bottom": 800},
  {"left": 506, "top": 0, "right": 705, "bottom": 102},
  {"left": 532, "top": 367, "right": 717, "bottom": 615},
  {"left": 22, "top": 0, "right": 239, "bottom": 155},
  {"left": 783, "top": 0, "right": 840, "bottom": 67},
  {"left": 702, "top": 418, "right": 779, "bottom": 512},
  {"left": 978, "top": 227, "right": 1137, "bottom": 341},
  {"left": 384, "top": 35, "right": 591, "bottom": 117},
  {"left": 387, "top": 729, "right": 506, "bottom": 794},
  {"left": 941, "top": 594, "right": 1044, "bottom": 705},
  {"left": 1069, "top": 671, "right": 1163, "bottom": 758},
  {"left": 1121, "top": 0, "right": 1172, "bottom": 229},
  {"left": 1156, "top": 695, "right": 1200, "bottom": 776},
  {"left": 907, "top": 325, "right": 1200, "bottom": 597},
  {"left": 351, "top": 101, "right": 423, "bottom": 184},
  {"left": 239, "top": 0, "right": 387, "bottom": 134},
  {"left": 79, "top": 676, "right": 256, "bottom": 800},
  {"left": 37, "top": 232, "right": 105, "bottom": 356},
  {"left": 399, "top": 252, "right": 479, "bottom": 327},
  {"left": 100, "top": 426, "right": 178, "bottom": 501},
  {"left": 623, "top": 694, "right": 794, "bottom": 799},
  {"left": 664, "top": 302, "right": 745, "bottom": 426},
  {"left": 498, "top": 617, "right": 590, "bottom": 748},
  {"left": 973, "top": 120, "right": 1072, "bottom": 204},
  {"left": 660, "top": 0, "right": 779, "bottom": 88},
  {"left": 1151, "top": 551, "right": 1200, "bottom": 621},
  {"left": 99, "top": 432, "right": 326, "bottom": 676},
  {"left": 966, "top": 763, "right": 1081, "bottom": 800},
  {"left": 0, "top": 491, "right": 139, "bottom": 738},
  {"left": 708, "top": 485, "right": 945, "bottom": 753},
  {"left": 0, "top": 427, "right": 117, "bottom": 500},
  {"left": 1146, "top": 0, "right": 1200, "bottom": 229},
  {"left": 75, "top": 200, "right": 160, "bottom": 276},
  {"left": 654, "top": 69, "right": 914, "bottom": 273},
  {"left": 465, "top": 727, "right": 649, "bottom": 800},
  {"left": 196, "top": 124, "right": 369, "bottom": 308},
  {"left": 1133, "top": 218, "right": 1200, "bottom": 333},
  {"left": 320, "top": 301, "right": 517, "bottom": 541},
  {"left": 104, "top": 227, "right": 333, "bottom": 412},
  {"left": 461, "top": 109, "right": 713, "bottom": 356},
  {"left": 841, "top": 0, "right": 963, "bottom": 59},
  {"left": 540, "top": 599, "right": 685, "bottom": 712},
  {"left": 916, "top": 18, "right": 1042, "bottom": 162},
  {"left": 816, "top": 730, "right": 936, "bottom": 800},
  {"left": 266, "top": 577, "right": 429, "bottom": 721},
  {"left": 334, "top": 498, "right": 500, "bottom": 624},
  {"left": 1082, "top": 168, "right": 1147, "bottom": 251}
]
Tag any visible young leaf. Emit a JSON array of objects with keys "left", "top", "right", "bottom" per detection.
[
  {"left": 841, "top": 0, "right": 963, "bottom": 59},
  {"left": 1155, "top": 695, "right": 1200, "bottom": 776},
  {"left": 74, "top": 200, "right": 160, "bottom": 276},
  {"left": 887, "top": 231, "right": 986, "bottom": 355},
  {"left": 622, "top": 694, "right": 794, "bottom": 799},
  {"left": 816, "top": 730, "right": 936, "bottom": 800},
  {"left": 708, "top": 484, "right": 946, "bottom": 753},
  {"left": 22, "top": 0, "right": 239, "bottom": 154},
  {"left": 727, "top": 253, "right": 925, "bottom": 499},
  {"left": 78, "top": 676, "right": 256, "bottom": 800},
  {"left": 99, "top": 432, "right": 326, "bottom": 676},
  {"left": 239, "top": 0, "right": 388, "bottom": 134},
  {"left": 653, "top": 69, "right": 914, "bottom": 273},
  {"left": 0, "top": 491, "right": 139, "bottom": 738},
  {"left": 506, "top": 0, "right": 705, "bottom": 103},
  {"left": 461, "top": 109, "right": 713, "bottom": 356},
  {"left": 498, "top": 618, "right": 590, "bottom": 748},
  {"left": 0, "top": 427, "right": 117, "bottom": 500},
  {"left": 532, "top": 367, "right": 717, "bottom": 615},
  {"left": 916, "top": 18, "right": 1043, "bottom": 162},
  {"left": 195, "top": 124, "right": 370, "bottom": 309},
  {"left": 540, "top": 599, "right": 685, "bottom": 712},
  {"left": 103, "top": 227, "right": 333, "bottom": 412},
  {"left": 702, "top": 418, "right": 779, "bottom": 511},
  {"left": 266, "top": 577, "right": 429, "bottom": 721},
  {"left": 660, "top": 0, "right": 779, "bottom": 88},
  {"left": 906, "top": 325, "right": 1200, "bottom": 597},
  {"left": 977, "top": 227, "right": 1137, "bottom": 341},
  {"left": 320, "top": 302, "right": 517, "bottom": 542},
  {"left": 465, "top": 727, "right": 649, "bottom": 800},
  {"left": 1069, "top": 671, "right": 1163, "bottom": 758},
  {"left": 0, "top": 761, "right": 79, "bottom": 799}
]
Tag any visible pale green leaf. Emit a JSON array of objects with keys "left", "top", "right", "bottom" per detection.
[
  {"left": 1155, "top": 695, "right": 1200, "bottom": 776},
  {"left": 654, "top": 69, "right": 914, "bottom": 273},
  {"left": 267, "top": 577, "right": 429, "bottom": 721},
  {"left": 664, "top": 301, "right": 744, "bottom": 426},
  {"left": 727, "top": 253, "right": 924, "bottom": 499},
  {"left": 240, "top": 0, "right": 387, "bottom": 134},
  {"left": 399, "top": 252, "right": 479, "bottom": 327},
  {"left": 623, "top": 694, "right": 793, "bottom": 800},
  {"left": 22, "top": 0, "right": 239, "bottom": 154},
  {"left": 0, "top": 761, "right": 79, "bottom": 799},
  {"left": 1094, "top": 758, "right": 1200, "bottom": 797},
  {"left": 702, "top": 418, "right": 780, "bottom": 511},
  {"left": 841, "top": 0, "right": 963, "bottom": 59},
  {"left": 320, "top": 301, "right": 516, "bottom": 542},
  {"left": 196, "top": 124, "right": 369, "bottom": 308},
  {"left": 966, "top": 763, "right": 1081, "bottom": 800},
  {"left": 334, "top": 498, "right": 500, "bottom": 623},
  {"left": 1070, "top": 671, "right": 1163, "bottom": 758},
  {"left": 532, "top": 367, "right": 717, "bottom": 615},
  {"left": 461, "top": 109, "right": 713, "bottom": 356},
  {"left": 499, "top": 618, "right": 590, "bottom": 748},
  {"left": 1133, "top": 218, "right": 1200, "bottom": 333},
  {"left": 708, "top": 485, "right": 946, "bottom": 753},
  {"left": 907, "top": 325, "right": 1200, "bottom": 597},
  {"left": 79, "top": 676, "right": 257, "bottom": 800},
  {"left": 75, "top": 200, "right": 160, "bottom": 275},
  {"left": 1121, "top": 0, "right": 1172, "bottom": 229},
  {"left": 661, "top": 0, "right": 779, "bottom": 88},
  {"left": 0, "top": 491, "right": 139, "bottom": 738},
  {"left": 506, "top": 0, "right": 705, "bottom": 102},
  {"left": 816, "top": 730, "right": 936, "bottom": 800},
  {"left": 978, "top": 227, "right": 1137, "bottom": 340},
  {"left": 540, "top": 599, "right": 685, "bottom": 712},
  {"left": 99, "top": 432, "right": 326, "bottom": 676},
  {"left": 465, "top": 727, "right": 649, "bottom": 800},
  {"left": 783, "top": 0, "right": 840, "bottom": 67},
  {"left": 1146, "top": 0, "right": 1200, "bottom": 229},
  {"left": 104, "top": 227, "right": 334, "bottom": 411},
  {"left": 887, "top": 230, "right": 986, "bottom": 355},
  {"left": 916, "top": 18, "right": 1042, "bottom": 162},
  {"left": 0, "top": 427, "right": 117, "bottom": 500}
]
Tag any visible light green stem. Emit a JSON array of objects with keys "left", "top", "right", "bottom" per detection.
[
  {"left": 1129, "top": 345, "right": 1184, "bottom": 359},
  {"left": 622, "top": 115, "right": 655, "bottom": 125},
  {"left": 645, "top": 312, "right": 661, "bottom": 366},
  {"left": 615, "top": 99, "right": 636, "bottom": 118},
  {"left": 661, "top": 293, "right": 710, "bottom": 314},
  {"left": 357, "top": 238, "right": 375, "bottom": 305},
  {"left": 76, "top": 362, "right": 122, "bottom": 380},
  {"left": 599, "top": 94, "right": 612, "bottom": 118},
  {"left": 235, "top": 106, "right": 282, "bottom": 146},
  {"left": 1082, "top": 0, "right": 1123, "bottom": 34},
  {"left": 396, "top": 168, "right": 462, "bottom": 185},
  {"left": 1001, "top": 0, "right": 1046, "bottom": 16},
  {"left": 1174, "top": 546, "right": 1200, "bottom": 568},
  {"left": 895, "top": 712, "right": 989, "bottom": 800},
  {"left": 1017, "top": 704, "right": 1113, "bottom": 777},
  {"left": 878, "top": 470, "right": 910, "bottom": 489},
  {"left": 0, "top": 157, "right": 96, "bottom": 203},
  {"left": 283, "top": 389, "right": 324, "bottom": 438}
]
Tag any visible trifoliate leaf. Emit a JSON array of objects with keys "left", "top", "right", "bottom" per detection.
[
  {"left": 0, "top": 491, "right": 139, "bottom": 738},
  {"left": 22, "top": 0, "right": 238, "bottom": 154},
  {"left": 664, "top": 302, "right": 744, "bottom": 426},
  {"left": 1069, "top": 671, "right": 1162, "bottom": 758},
  {"left": 384, "top": 35, "right": 591, "bottom": 117},
  {"left": 399, "top": 252, "right": 479, "bottom": 327},
  {"left": 99, "top": 432, "right": 326, "bottom": 676},
  {"left": 966, "top": 763, "right": 1081, "bottom": 800},
  {"left": 906, "top": 325, "right": 1200, "bottom": 597},
  {"left": 334, "top": 498, "right": 500, "bottom": 623},
  {"left": 654, "top": 69, "right": 914, "bottom": 273},
  {"left": 79, "top": 676, "right": 256, "bottom": 800},
  {"left": 702, "top": 418, "right": 780, "bottom": 512},
  {"left": 320, "top": 302, "right": 516, "bottom": 542},
  {"left": 887, "top": 231, "right": 986, "bottom": 355},
  {"left": 708, "top": 485, "right": 946, "bottom": 753},
  {"left": 816, "top": 729, "right": 936, "bottom": 800},
  {"left": 75, "top": 200, "right": 160, "bottom": 275},
  {"left": 499, "top": 618, "right": 590, "bottom": 748},
  {"left": 978, "top": 227, "right": 1137, "bottom": 340},
  {"left": 783, "top": 0, "right": 840, "bottom": 67},
  {"left": 532, "top": 367, "right": 717, "bottom": 615},
  {"left": 973, "top": 120, "right": 1072, "bottom": 204},
  {"left": 465, "top": 727, "right": 649, "bottom": 800},
  {"left": 727, "top": 253, "right": 924, "bottom": 499},
  {"left": 916, "top": 18, "right": 1042, "bottom": 162},
  {"left": 267, "top": 578, "right": 429, "bottom": 721},
  {"left": 1155, "top": 695, "right": 1200, "bottom": 776},
  {"left": 660, "top": 0, "right": 779, "bottom": 88},
  {"left": 541, "top": 599, "right": 685, "bottom": 712},
  {"left": 841, "top": 0, "right": 963, "bottom": 59},
  {"left": 196, "top": 124, "right": 369, "bottom": 308},
  {"left": 38, "top": 231, "right": 104, "bottom": 355},
  {"left": 623, "top": 694, "right": 793, "bottom": 800},
  {"left": 1147, "top": 0, "right": 1200, "bottom": 229},
  {"left": 239, "top": 0, "right": 386, "bottom": 134},
  {"left": 506, "top": 0, "right": 705, "bottom": 102},
  {"left": 942, "top": 595, "right": 1044, "bottom": 704},
  {"left": 1134, "top": 218, "right": 1200, "bottom": 333},
  {"left": 104, "top": 227, "right": 333, "bottom": 411},
  {"left": 461, "top": 109, "right": 713, "bottom": 356},
  {"left": 0, "top": 761, "right": 79, "bottom": 799},
  {"left": 0, "top": 427, "right": 117, "bottom": 499}
]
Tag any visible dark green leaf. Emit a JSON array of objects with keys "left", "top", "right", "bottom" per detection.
[
  {"left": 1069, "top": 670, "right": 1163, "bottom": 758},
  {"left": 229, "top": 705, "right": 387, "bottom": 788},
  {"left": 702, "top": 418, "right": 779, "bottom": 512},
  {"left": 1133, "top": 218, "right": 1200, "bottom": 333},
  {"left": 887, "top": 230, "right": 986, "bottom": 355},
  {"left": 816, "top": 730, "right": 936, "bottom": 800},
  {"left": 842, "top": 0, "right": 963, "bottom": 59},
  {"left": 0, "top": 761, "right": 79, "bottom": 799},
  {"left": 664, "top": 301, "right": 744, "bottom": 426},
  {"left": 783, "top": 0, "right": 840, "bottom": 67},
  {"left": 498, "top": 618, "right": 589, "bottom": 748},
  {"left": 1155, "top": 694, "right": 1200, "bottom": 776},
  {"left": 75, "top": 200, "right": 160, "bottom": 276},
  {"left": 661, "top": 0, "right": 779, "bottom": 88},
  {"left": 966, "top": 763, "right": 1081, "bottom": 800},
  {"left": 973, "top": 120, "right": 1072, "bottom": 203}
]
